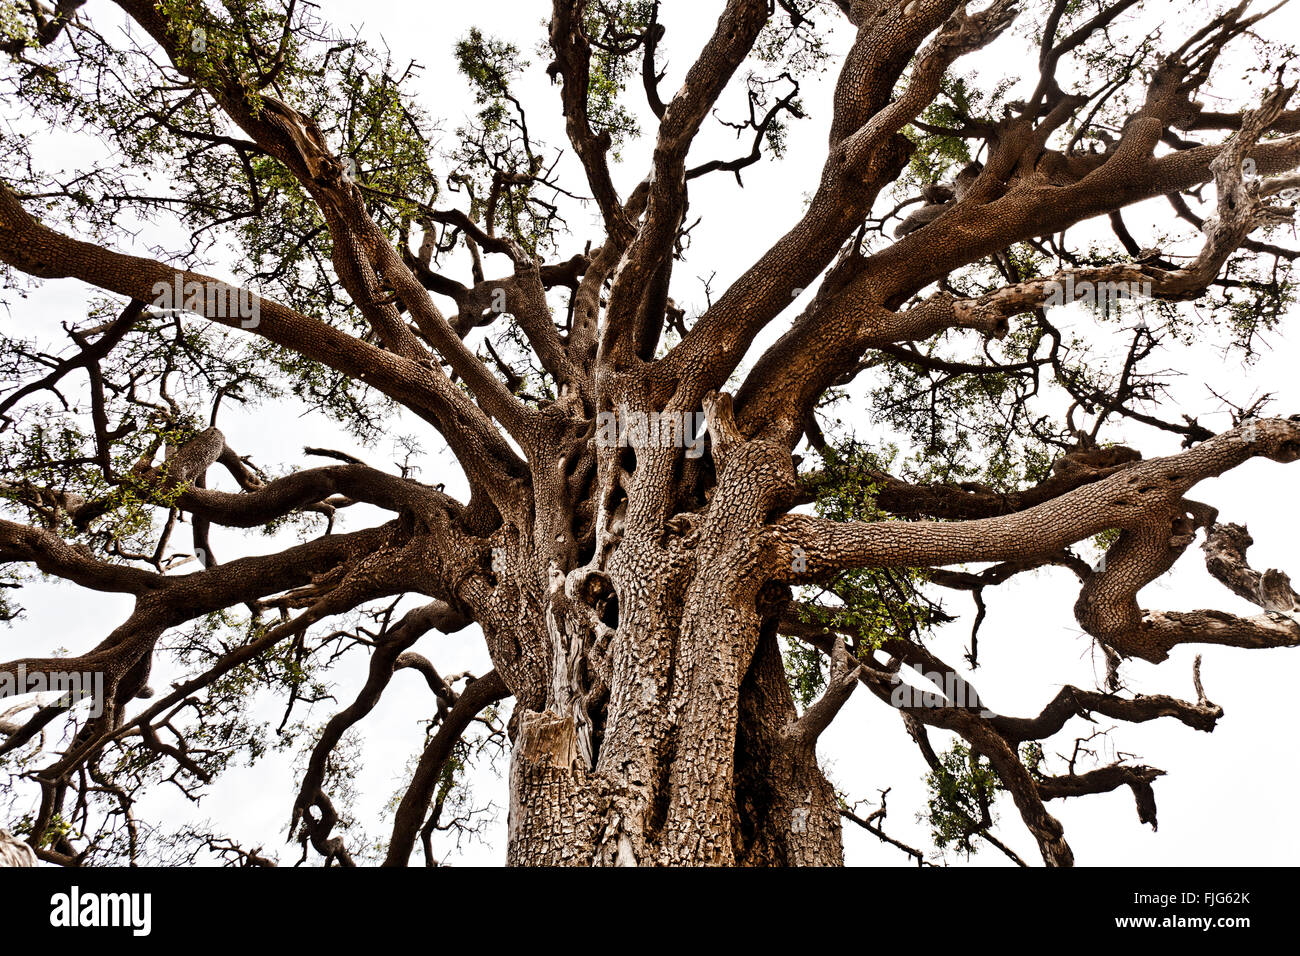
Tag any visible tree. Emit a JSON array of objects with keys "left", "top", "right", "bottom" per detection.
[{"left": 1, "top": 0, "right": 1299, "bottom": 868}]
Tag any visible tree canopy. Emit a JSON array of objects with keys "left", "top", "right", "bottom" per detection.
[{"left": 1, "top": 0, "right": 1299, "bottom": 867}]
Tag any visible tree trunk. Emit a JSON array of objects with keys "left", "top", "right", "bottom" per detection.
[
  {"left": 505, "top": 621, "right": 845, "bottom": 867},
  {"left": 504, "top": 417, "right": 844, "bottom": 867}
]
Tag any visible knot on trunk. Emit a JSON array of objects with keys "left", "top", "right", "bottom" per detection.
[{"left": 515, "top": 709, "right": 582, "bottom": 770}]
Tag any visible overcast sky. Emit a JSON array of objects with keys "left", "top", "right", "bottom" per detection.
[{"left": 4, "top": 0, "right": 1300, "bottom": 866}]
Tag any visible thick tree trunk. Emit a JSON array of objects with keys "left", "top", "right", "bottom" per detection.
[
  {"left": 504, "top": 565, "right": 844, "bottom": 867},
  {"left": 501, "top": 392, "right": 845, "bottom": 866}
]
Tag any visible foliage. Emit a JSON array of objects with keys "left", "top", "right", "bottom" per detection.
[{"left": 925, "top": 741, "right": 1003, "bottom": 857}]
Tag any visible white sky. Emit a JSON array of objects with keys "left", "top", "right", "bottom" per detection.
[{"left": 3, "top": 0, "right": 1300, "bottom": 866}]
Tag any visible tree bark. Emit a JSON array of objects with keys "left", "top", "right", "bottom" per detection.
[
  {"left": 504, "top": 435, "right": 845, "bottom": 866},
  {"left": 504, "top": 616, "right": 845, "bottom": 867}
]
